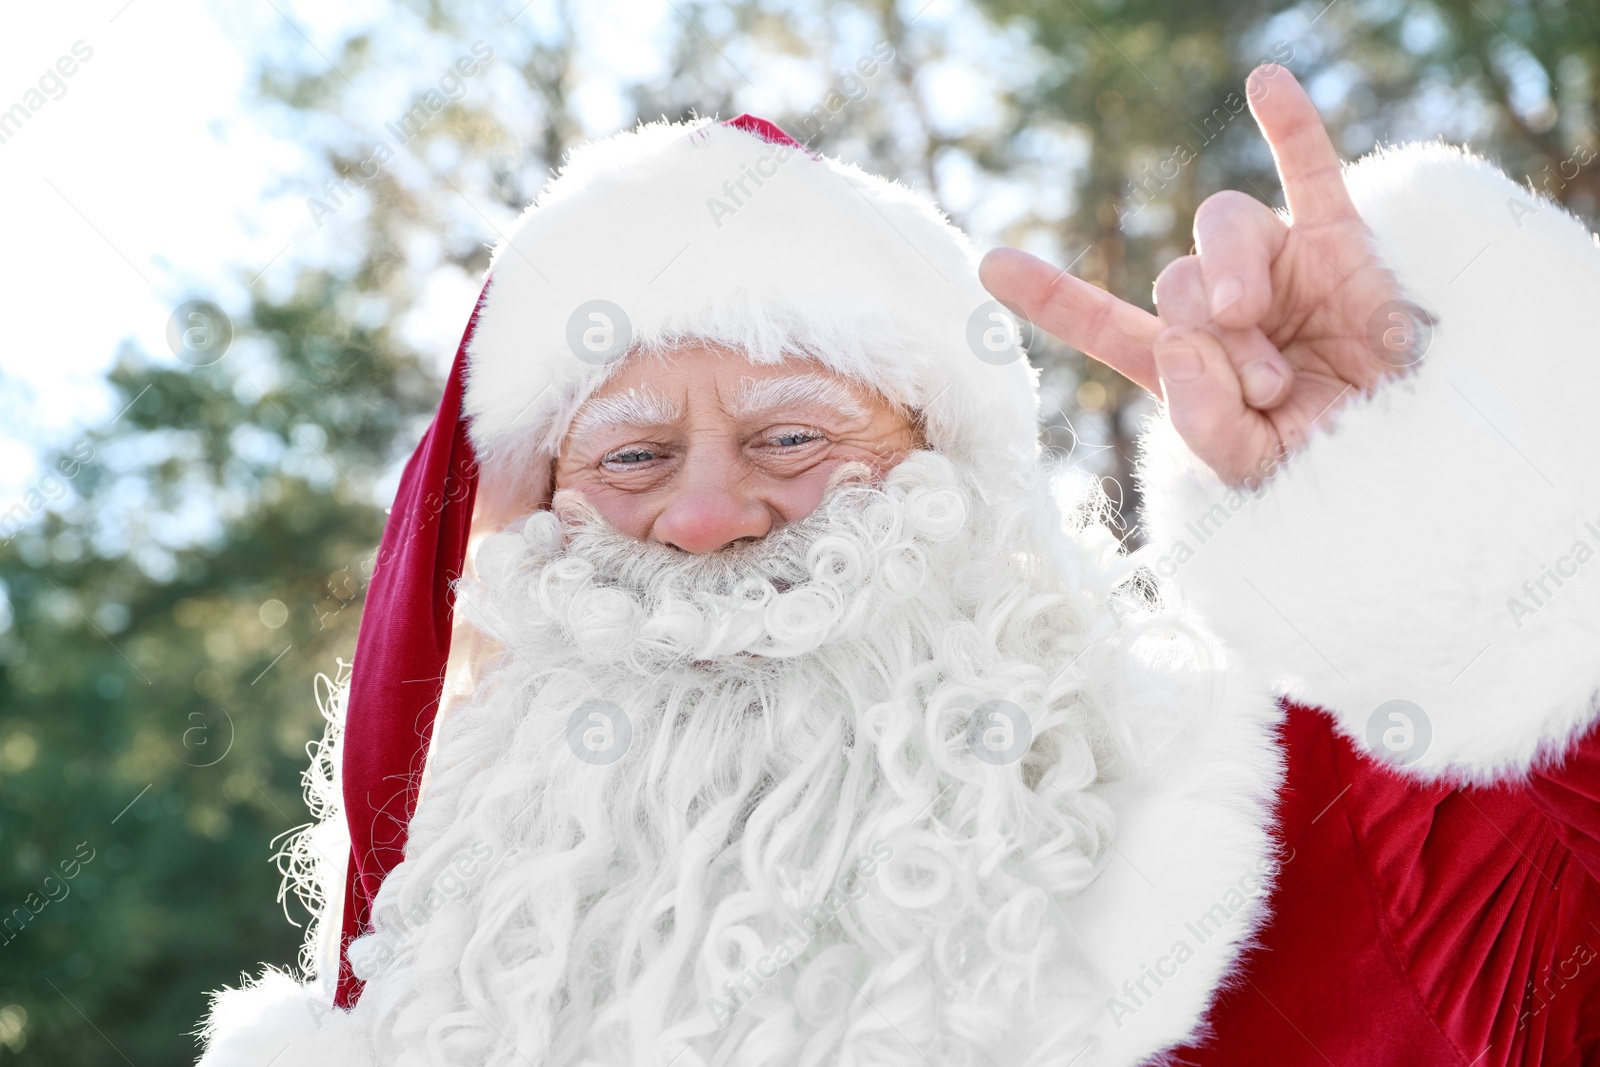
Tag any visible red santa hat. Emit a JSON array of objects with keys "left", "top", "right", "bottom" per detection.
[{"left": 333, "top": 113, "right": 1044, "bottom": 1007}]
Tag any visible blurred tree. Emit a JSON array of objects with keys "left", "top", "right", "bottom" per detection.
[
  {"left": 0, "top": 278, "right": 442, "bottom": 1064},
  {"left": 2, "top": 0, "right": 1594, "bottom": 1063}
]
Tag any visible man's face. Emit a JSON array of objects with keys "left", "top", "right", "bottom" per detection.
[
  {"left": 552, "top": 345, "right": 920, "bottom": 552},
  {"left": 351, "top": 382, "right": 1130, "bottom": 1064}
]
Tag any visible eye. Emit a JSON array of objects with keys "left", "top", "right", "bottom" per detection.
[
  {"left": 602, "top": 446, "right": 660, "bottom": 467},
  {"left": 767, "top": 429, "right": 826, "bottom": 448}
]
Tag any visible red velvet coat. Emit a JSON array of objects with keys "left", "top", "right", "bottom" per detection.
[{"left": 1176, "top": 703, "right": 1600, "bottom": 1065}]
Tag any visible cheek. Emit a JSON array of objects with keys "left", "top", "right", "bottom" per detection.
[
  {"left": 566, "top": 476, "right": 656, "bottom": 540},
  {"left": 774, "top": 442, "right": 909, "bottom": 522},
  {"left": 767, "top": 467, "right": 835, "bottom": 524}
]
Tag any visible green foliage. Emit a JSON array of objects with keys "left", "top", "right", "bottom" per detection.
[{"left": 0, "top": 274, "right": 436, "bottom": 1064}]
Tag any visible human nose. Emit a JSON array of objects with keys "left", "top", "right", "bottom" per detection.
[{"left": 648, "top": 448, "right": 775, "bottom": 553}]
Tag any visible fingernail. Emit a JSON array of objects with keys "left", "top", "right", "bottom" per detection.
[
  {"left": 1159, "top": 343, "right": 1205, "bottom": 383},
  {"left": 1211, "top": 276, "right": 1244, "bottom": 317},
  {"left": 1240, "top": 360, "right": 1285, "bottom": 403}
]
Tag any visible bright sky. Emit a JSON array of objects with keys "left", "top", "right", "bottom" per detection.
[
  {"left": 0, "top": 0, "right": 310, "bottom": 499},
  {"left": 0, "top": 0, "right": 659, "bottom": 503},
  {"left": 1, "top": 0, "right": 1057, "bottom": 555},
  {"left": 0, "top": 0, "right": 1003, "bottom": 504}
]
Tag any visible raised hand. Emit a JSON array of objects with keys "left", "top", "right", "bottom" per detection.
[{"left": 980, "top": 64, "right": 1420, "bottom": 487}]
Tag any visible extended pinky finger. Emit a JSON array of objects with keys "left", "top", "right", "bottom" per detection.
[{"left": 1153, "top": 326, "right": 1282, "bottom": 487}]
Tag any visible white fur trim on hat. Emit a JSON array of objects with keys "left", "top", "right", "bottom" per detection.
[
  {"left": 1138, "top": 141, "right": 1600, "bottom": 784},
  {"left": 462, "top": 117, "right": 1042, "bottom": 510}
]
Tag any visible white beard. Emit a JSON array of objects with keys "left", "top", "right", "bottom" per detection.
[{"left": 315, "top": 450, "right": 1220, "bottom": 1067}]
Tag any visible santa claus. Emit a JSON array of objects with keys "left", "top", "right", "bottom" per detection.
[{"left": 195, "top": 67, "right": 1598, "bottom": 1066}]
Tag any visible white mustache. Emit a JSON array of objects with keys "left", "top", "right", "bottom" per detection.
[
  {"left": 474, "top": 451, "right": 972, "bottom": 666},
  {"left": 546, "top": 457, "right": 878, "bottom": 593}
]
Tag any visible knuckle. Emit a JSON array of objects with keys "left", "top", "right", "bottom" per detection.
[
  {"left": 1167, "top": 395, "right": 1225, "bottom": 445},
  {"left": 1194, "top": 190, "right": 1270, "bottom": 243},
  {"left": 1159, "top": 324, "right": 1213, "bottom": 351},
  {"left": 1153, "top": 255, "right": 1199, "bottom": 294},
  {"left": 1153, "top": 258, "right": 1204, "bottom": 318},
  {"left": 1194, "top": 189, "right": 1244, "bottom": 225},
  {"left": 1155, "top": 253, "right": 1199, "bottom": 281},
  {"left": 1043, "top": 268, "right": 1076, "bottom": 307},
  {"left": 1081, "top": 297, "right": 1116, "bottom": 345}
]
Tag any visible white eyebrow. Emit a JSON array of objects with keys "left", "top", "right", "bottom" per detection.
[
  {"left": 567, "top": 386, "right": 684, "bottom": 439},
  {"left": 724, "top": 375, "right": 869, "bottom": 421}
]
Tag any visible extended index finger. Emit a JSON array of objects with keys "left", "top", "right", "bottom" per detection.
[
  {"left": 1246, "top": 64, "right": 1360, "bottom": 226},
  {"left": 978, "top": 247, "right": 1162, "bottom": 392}
]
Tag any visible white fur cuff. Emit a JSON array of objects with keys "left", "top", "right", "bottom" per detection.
[
  {"left": 1138, "top": 141, "right": 1600, "bottom": 783},
  {"left": 195, "top": 969, "right": 365, "bottom": 1067}
]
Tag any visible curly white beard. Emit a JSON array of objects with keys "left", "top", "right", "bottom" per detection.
[{"left": 327, "top": 449, "right": 1198, "bottom": 1067}]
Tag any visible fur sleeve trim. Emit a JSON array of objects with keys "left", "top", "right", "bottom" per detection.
[
  {"left": 194, "top": 969, "right": 367, "bottom": 1066},
  {"left": 1138, "top": 140, "right": 1600, "bottom": 784}
]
